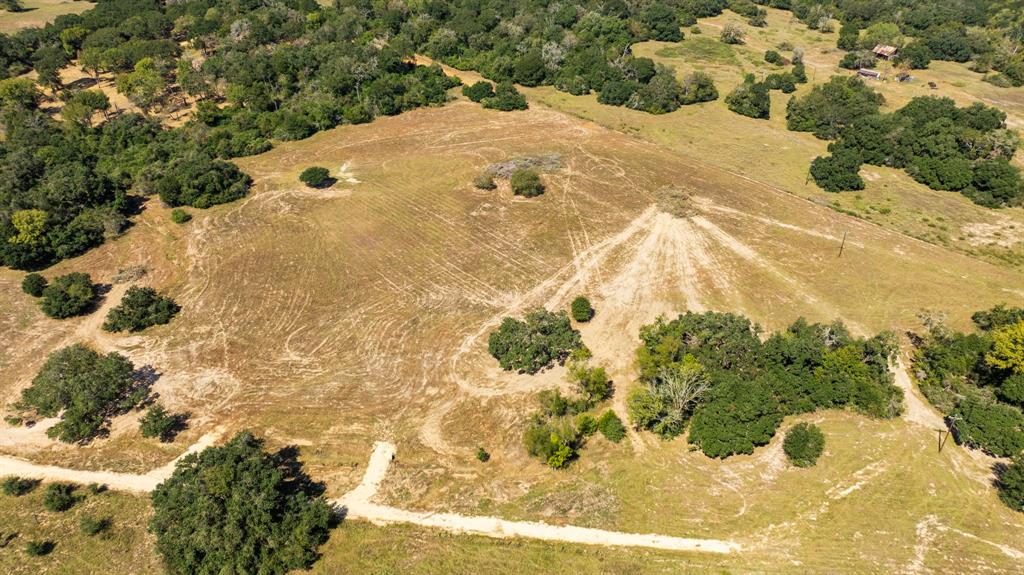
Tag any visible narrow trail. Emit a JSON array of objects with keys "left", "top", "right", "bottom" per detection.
[
  {"left": 335, "top": 442, "right": 740, "bottom": 554},
  {"left": 0, "top": 427, "right": 224, "bottom": 493}
]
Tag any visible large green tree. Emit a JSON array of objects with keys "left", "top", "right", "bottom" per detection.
[{"left": 150, "top": 431, "right": 334, "bottom": 575}]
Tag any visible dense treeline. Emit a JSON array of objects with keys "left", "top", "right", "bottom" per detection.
[
  {"left": 628, "top": 312, "right": 901, "bottom": 458},
  {"left": 913, "top": 306, "right": 1024, "bottom": 458},
  {"left": 802, "top": 90, "right": 1022, "bottom": 206}
]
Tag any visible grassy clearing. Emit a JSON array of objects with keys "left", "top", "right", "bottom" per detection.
[
  {"left": 0, "top": 484, "right": 159, "bottom": 574},
  {"left": 0, "top": 0, "right": 92, "bottom": 32},
  {"left": 524, "top": 7, "right": 1024, "bottom": 269}
]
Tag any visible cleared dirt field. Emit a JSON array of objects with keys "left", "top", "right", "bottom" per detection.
[
  {"left": 3, "top": 92, "right": 1024, "bottom": 571},
  {"left": 0, "top": 0, "right": 92, "bottom": 32}
]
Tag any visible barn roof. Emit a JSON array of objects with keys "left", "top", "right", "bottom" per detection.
[{"left": 873, "top": 44, "right": 898, "bottom": 57}]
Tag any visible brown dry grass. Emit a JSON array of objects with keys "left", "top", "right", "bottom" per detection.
[{"left": 0, "top": 0, "right": 92, "bottom": 33}]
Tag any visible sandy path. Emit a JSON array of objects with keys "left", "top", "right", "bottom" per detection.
[
  {"left": 336, "top": 442, "right": 740, "bottom": 555},
  {"left": 891, "top": 358, "right": 945, "bottom": 429},
  {"left": 0, "top": 427, "right": 224, "bottom": 493}
]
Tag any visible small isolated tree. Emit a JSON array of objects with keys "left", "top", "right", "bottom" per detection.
[
  {"left": 40, "top": 272, "right": 95, "bottom": 319},
  {"left": 597, "top": 410, "right": 626, "bottom": 443},
  {"left": 475, "top": 447, "right": 490, "bottom": 462},
  {"left": 25, "top": 540, "right": 54, "bottom": 557},
  {"left": 569, "top": 363, "right": 612, "bottom": 403},
  {"left": 510, "top": 169, "right": 544, "bottom": 197},
  {"left": 21, "top": 273, "right": 46, "bottom": 297},
  {"left": 482, "top": 82, "right": 528, "bottom": 111},
  {"left": 2, "top": 476, "right": 38, "bottom": 496},
  {"left": 998, "top": 456, "right": 1024, "bottom": 512},
  {"left": 720, "top": 23, "right": 745, "bottom": 45},
  {"left": 170, "top": 208, "right": 191, "bottom": 224},
  {"left": 150, "top": 431, "right": 333, "bottom": 575},
  {"left": 473, "top": 173, "right": 496, "bottom": 190},
  {"left": 299, "top": 166, "right": 331, "bottom": 188},
  {"left": 80, "top": 515, "right": 111, "bottom": 536},
  {"left": 42, "top": 483, "right": 77, "bottom": 512},
  {"left": 139, "top": 403, "right": 182, "bottom": 442},
  {"left": 783, "top": 422, "right": 826, "bottom": 467},
  {"left": 463, "top": 80, "right": 495, "bottom": 102},
  {"left": 765, "top": 50, "right": 785, "bottom": 65},
  {"left": 103, "top": 286, "right": 180, "bottom": 333},
  {"left": 571, "top": 296, "right": 594, "bottom": 322}
]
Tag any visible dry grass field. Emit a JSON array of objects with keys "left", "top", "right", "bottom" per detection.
[
  {"left": 3, "top": 10, "right": 1024, "bottom": 571},
  {"left": 0, "top": 0, "right": 92, "bottom": 32}
]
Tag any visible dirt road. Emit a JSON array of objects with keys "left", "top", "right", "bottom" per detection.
[{"left": 335, "top": 442, "right": 740, "bottom": 555}]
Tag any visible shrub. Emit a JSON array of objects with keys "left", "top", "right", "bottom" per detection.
[
  {"left": 25, "top": 540, "right": 54, "bottom": 556},
  {"left": 764, "top": 50, "right": 784, "bottom": 65},
  {"left": 509, "top": 169, "right": 544, "bottom": 197},
  {"left": 463, "top": 81, "right": 495, "bottom": 102},
  {"left": 725, "top": 76, "right": 770, "bottom": 119},
  {"left": 21, "top": 273, "right": 46, "bottom": 297},
  {"left": 720, "top": 23, "right": 745, "bottom": 45},
  {"left": 597, "top": 410, "right": 626, "bottom": 443},
  {"left": 80, "top": 515, "right": 111, "bottom": 536},
  {"left": 951, "top": 395, "right": 1024, "bottom": 457},
  {"left": 19, "top": 344, "right": 144, "bottom": 443},
  {"left": 482, "top": 82, "right": 528, "bottom": 111},
  {"left": 139, "top": 403, "right": 182, "bottom": 442},
  {"left": 783, "top": 422, "right": 826, "bottom": 467},
  {"left": 998, "top": 457, "right": 1024, "bottom": 512},
  {"left": 150, "top": 431, "right": 334, "bottom": 575},
  {"left": 40, "top": 272, "right": 95, "bottom": 319},
  {"left": 487, "top": 309, "right": 582, "bottom": 374},
  {"left": 42, "top": 483, "right": 77, "bottom": 512},
  {"left": 299, "top": 166, "right": 331, "bottom": 188},
  {"left": 475, "top": 447, "right": 490, "bottom": 462},
  {"left": 2, "top": 476, "right": 38, "bottom": 496},
  {"left": 570, "top": 296, "right": 594, "bottom": 322},
  {"left": 680, "top": 71, "right": 718, "bottom": 104},
  {"left": 576, "top": 413, "right": 598, "bottom": 436},
  {"left": 688, "top": 379, "right": 783, "bottom": 458},
  {"left": 170, "top": 208, "right": 191, "bottom": 224},
  {"left": 103, "top": 286, "right": 180, "bottom": 333},
  {"left": 523, "top": 417, "right": 580, "bottom": 468},
  {"left": 569, "top": 363, "right": 612, "bottom": 403},
  {"left": 473, "top": 173, "right": 496, "bottom": 190}
]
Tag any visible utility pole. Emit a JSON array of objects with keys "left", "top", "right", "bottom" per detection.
[
  {"left": 936, "top": 428, "right": 951, "bottom": 452},
  {"left": 838, "top": 232, "right": 848, "bottom": 257}
]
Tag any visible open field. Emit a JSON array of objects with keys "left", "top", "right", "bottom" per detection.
[
  {"left": 517, "top": 7, "right": 1024, "bottom": 269},
  {"left": 0, "top": 0, "right": 92, "bottom": 32},
  {"left": 3, "top": 92, "right": 1024, "bottom": 571}
]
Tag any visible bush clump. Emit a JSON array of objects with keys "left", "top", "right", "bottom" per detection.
[
  {"left": 509, "top": 168, "right": 544, "bottom": 197},
  {"left": 170, "top": 208, "right": 191, "bottom": 224},
  {"left": 998, "top": 457, "right": 1024, "bottom": 512},
  {"left": 80, "top": 515, "right": 112, "bottom": 536},
  {"left": 463, "top": 81, "right": 495, "bottom": 102},
  {"left": 764, "top": 50, "right": 785, "bottom": 65},
  {"left": 42, "top": 483, "right": 77, "bottom": 512},
  {"left": 475, "top": 447, "right": 490, "bottom": 462},
  {"left": 25, "top": 540, "right": 54, "bottom": 556},
  {"left": 102, "top": 286, "right": 180, "bottom": 333},
  {"left": 299, "top": 166, "right": 331, "bottom": 188},
  {"left": 725, "top": 76, "right": 770, "bottom": 119},
  {"left": 2, "top": 476, "right": 38, "bottom": 496},
  {"left": 597, "top": 410, "right": 626, "bottom": 443},
  {"left": 488, "top": 309, "right": 582, "bottom": 374},
  {"left": 570, "top": 296, "right": 594, "bottom": 322},
  {"left": 783, "top": 422, "right": 826, "bottom": 467},
  {"left": 482, "top": 82, "right": 528, "bottom": 111},
  {"left": 21, "top": 273, "right": 46, "bottom": 297},
  {"left": 139, "top": 403, "right": 184, "bottom": 442},
  {"left": 473, "top": 173, "right": 496, "bottom": 190},
  {"left": 40, "top": 272, "right": 95, "bottom": 319}
]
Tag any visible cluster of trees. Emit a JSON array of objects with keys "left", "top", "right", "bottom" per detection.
[
  {"left": 102, "top": 286, "right": 179, "bottom": 332},
  {"left": 16, "top": 344, "right": 147, "bottom": 443},
  {"left": 0, "top": 0, "right": 467, "bottom": 269},
  {"left": 798, "top": 84, "right": 1022, "bottom": 206},
  {"left": 913, "top": 306, "right": 1024, "bottom": 512},
  {"left": 150, "top": 431, "right": 334, "bottom": 575},
  {"left": 488, "top": 308, "right": 583, "bottom": 374},
  {"left": 627, "top": 312, "right": 901, "bottom": 458},
  {"left": 725, "top": 62, "right": 807, "bottom": 119},
  {"left": 463, "top": 80, "right": 528, "bottom": 111},
  {"left": 913, "top": 306, "right": 1024, "bottom": 458},
  {"left": 523, "top": 351, "right": 624, "bottom": 468},
  {"left": 21, "top": 271, "right": 96, "bottom": 319},
  {"left": 826, "top": 0, "right": 1024, "bottom": 86}
]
